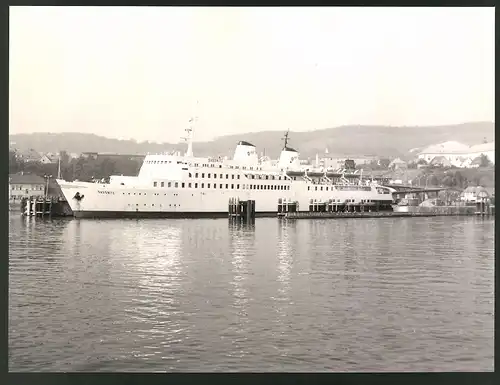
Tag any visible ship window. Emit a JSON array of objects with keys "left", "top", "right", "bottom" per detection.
[
  {"left": 288, "top": 186, "right": 290, "bottom": 190},
  {"left": 195, "top": 173, "right": 199, "bottom": 178},
  {"left": 320, "top": 187, "right": 323, "bottom": 191},
  {"left": 214, "top": 184, "right": 216, "bottom": 189},
  {"left": 161, "top": 182, "right": 164, "bottom": 187},
  {"left": 214, "top": 174, "right": 217, "bottom": 179},
  {"left": 226, "top": 174, "right": 229, "bottom": 179},
  {"left": 220, "top": 174, "right": 223, "bottom": 178},
  {"left": 188, "top": 183, "right": 192, "bottom": 188},
  {"left": 139, "top": 193, "right": 142, "bottom": 195},
  {"left": 265, "top": 175, "right": 268, "bottom": 180},
  {"left": 208, "top": 173, "right": 211, "bottom": 178},
  {"left": 226, "top": 184, "right": 229, "bottom": 189},
  {"left": 189, "top": 173, "right": 192, "bottom": 177},
  {"left": 201, "top": 183, "right": 204, "bottom": 188},
  {"left": 153, "top": 182, "right": 157, "bottom": 187},
  {"left": 175, "top": 182, "right": 178, "bottom": 188},
  {"left": 202, "top": 173, "right": 205, "bottom": 178},
  {"left": 152, "top": 204, "right": 154, "bottom": 206},
  {"left": 195, "top": 183, "right": 198, "bottom": 188},
  {"left": 182, "top": 183, "right": 185, "bottom": 188},
  {"left": 168, "top": 182, "right": 172, "bottom": 187},
  {"left": 237, "top": 184, "right": 240, "bottom": 189},
  {"left": 231, "top": 184, "right": 234, "bottom": 189},
  {"left": 251, "top": 175, "right": 255, "bottom": 179},
  {"left": 220, "top": 184, "right": 223, "bottom": 188},
  {"left": 308, "top": 186, "right": 310, "bottom": 191},
  {"left": 279, "top": 176, "right": 281, "bottom": 180},
  {"left": 315, "top": 186, "right": 318, "bottom": 191},
  {"left": 231, "top": 175, "right": 234, "bottom": 179},
  {"left": 208, "top": 183, "right": 211, "bottom": 188},
  {"left": 219, "top": 165, "right": 222, "bottom": 168}
]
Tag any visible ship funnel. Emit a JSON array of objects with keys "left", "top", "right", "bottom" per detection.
[
  {"left": 278, "top": 146, "right": 300, "bottom": 170},
  {"left": 233, "top": 141, "right": 258, "bottom": 164}
]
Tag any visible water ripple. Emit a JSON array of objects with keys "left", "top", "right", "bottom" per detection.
[{"left": 9, "top": 215, "right": 494, "bottom": 372}]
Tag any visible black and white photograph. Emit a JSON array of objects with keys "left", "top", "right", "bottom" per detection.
[{"left": 8, "top": 6, "right": 494, "bottom": 372}]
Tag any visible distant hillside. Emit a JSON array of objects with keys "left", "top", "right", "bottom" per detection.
[{"left": 9, "top": 122, "right": 494, "bottom": 159}]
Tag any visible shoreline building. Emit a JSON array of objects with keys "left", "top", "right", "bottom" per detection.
[{"left": 418, "top": 141, "right": 495, "bottom": 167}]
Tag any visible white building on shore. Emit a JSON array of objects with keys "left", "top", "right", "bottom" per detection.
[{"left": 418, "top": 140, "right": 495, "bottom": 167}]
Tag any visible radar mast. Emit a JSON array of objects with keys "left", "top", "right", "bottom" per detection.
[{"left": 282, "top": 129, "right": 290, "bottom": 149}]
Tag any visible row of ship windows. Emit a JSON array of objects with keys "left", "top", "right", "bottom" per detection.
[
  {"left": 307, "top": 186, "right": 372, "bottom": 192},
  {"left": 98, "top": 183, "right": 291, "bottom": 196},
  {"left": 311, "top": 199, "right": 377, "bottom": 203},
  {"left": 145, "top": 160, "right": 264, "bottom": 171},
  {"left": 189, "top": 173, "right": 241, "bottom": 180},
  {"left": 153, "top": 182, "right": 291, "bottom": 190},
  {"left": 187, "top": 172, "right": 285, "bottom": 181},
  {"left": 129, "top": 203, "right": 180, "bottom": 207}
]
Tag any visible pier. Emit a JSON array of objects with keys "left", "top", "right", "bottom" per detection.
[
  {"left": 20, "top": 197, "right": 73, "bottom": 218},
  {"left": 22, "top": 197, "right": 53, "bottom": 218},
  {"left": 228, "top": 198, "right": 256, "bottom": 224}
]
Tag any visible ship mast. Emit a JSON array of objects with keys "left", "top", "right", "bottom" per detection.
[
  {"left": 282, "top": 129, "right": 290, "bottom": 149},
  {"left": 183, "top": 101, "right": 198, "bottom": 158}
]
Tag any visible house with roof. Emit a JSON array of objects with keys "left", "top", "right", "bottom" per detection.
[
  {"left": 388, "top": 158, "right": 407, "bottom": 170},
  {"left": 17, "top": 148, "right": 42, "bottom": 163},
  {"left": 467, "top": 142, "right": 495, "bottom": 165},
  {"left": 418, "top": 141, "right": 470, "bottom": 165},
  {"left": 469, "top": 156, "right": 484, "bottom": 168},
  {"left": 9, "top": 173, "right": 46, "bottom": 202},
  {"left": 429, "top": 156, "right": 452, "bottom": 168},
  {"left": 460, "top": 186, "right": 492, "bottom": 203},
  {"left": 40, "top": 153, "right": 59, "bottom": 164}
]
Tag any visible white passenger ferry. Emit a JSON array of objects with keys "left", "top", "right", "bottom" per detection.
[{"left": 56, "top": 121, "right": 394, "bottom": 218}]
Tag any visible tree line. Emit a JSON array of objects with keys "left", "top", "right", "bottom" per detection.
[{"left": 9, "top": 151, "right": 142, "bottom": 182}]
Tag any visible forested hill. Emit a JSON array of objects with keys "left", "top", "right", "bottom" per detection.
[{"left": 9, "top": 122, "right": 494, "bottom": 158}]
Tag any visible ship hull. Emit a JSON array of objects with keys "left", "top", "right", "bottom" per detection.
[
  {"left": 72, "top": 210, "right": 277, "bottom": 219},
  {"left": 56, "top": 178, "right": 394, "bottom": 219}
]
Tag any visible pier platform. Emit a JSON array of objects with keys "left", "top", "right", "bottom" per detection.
[
  {"left": 278, "top": 205, "right": 490, "bottom": 219},
  {"left": 20, "top": 197, "right": 73, "bottom": 218}
]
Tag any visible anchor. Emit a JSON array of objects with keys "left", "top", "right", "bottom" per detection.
[{"left": 73, "top": 192, "right": 85, "bottom": 201}]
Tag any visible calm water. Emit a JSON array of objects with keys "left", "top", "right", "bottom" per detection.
[{"left": 9, "top": 214, "right": 494, "bottom": 372}]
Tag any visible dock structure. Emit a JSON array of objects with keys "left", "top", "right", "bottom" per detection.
[
  {"left": 20, "top": 196, "right": 73, "bottom": 218},
  {"left": 22, "top": 197, "right": 53, "bottom": 218},
  {"left": 475, "top": 190, "right": 494, "bottom": 216},
  {"left": 228, "top": 198, "right": 256, "bottom": 224},
  {"left": 279, "top": 205, "right": 481, "bottom": 219},
  {"left": 277, "top": 198, "right": 298, "bottom": 214}
]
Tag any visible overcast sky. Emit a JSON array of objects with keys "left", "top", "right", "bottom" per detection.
[{"left": 9, "top": 6, "right": 494, "bottom": 143}]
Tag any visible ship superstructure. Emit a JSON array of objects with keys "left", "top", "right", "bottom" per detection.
[{"left": 56, "top": 121, "right": 394, "bottom": 218}]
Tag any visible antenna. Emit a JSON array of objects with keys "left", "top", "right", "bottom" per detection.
[
  {"left": 282, "top": 129, "right": 290, "bottom": 149},
  {"left": 184, "top": 100, "right": 199, "bottom": 158}
]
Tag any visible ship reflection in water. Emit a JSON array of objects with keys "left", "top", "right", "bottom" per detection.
[{"left": 9, "top": 214, "right": 494, "bottom": 372}]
